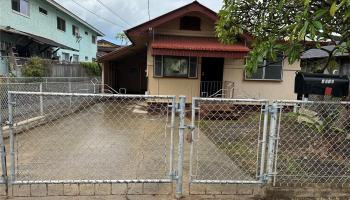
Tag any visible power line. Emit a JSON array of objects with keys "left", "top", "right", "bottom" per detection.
[
  {"left": 70, "top": 0, "right": 126, "bottom": 28},
  {"left": 96, "top": 0, "right": 131, "bottom": 27}
]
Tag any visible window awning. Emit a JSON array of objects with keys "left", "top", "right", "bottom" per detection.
[
  {"left": 151, "top": 36, "right": 250, "bottom": 58},
  {"left": 0, "top": 26, "right": 78, "bottom": 51}
]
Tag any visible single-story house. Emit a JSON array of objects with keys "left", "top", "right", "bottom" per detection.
[
  {"left": 301, "top": 45, "right": 350, "bottom": 75},
  {"left": 98, "top": 1, "right": 301, "bottom": 101},
  {"left": 97, "top": 39, "right": 121, "bottom": 58}
]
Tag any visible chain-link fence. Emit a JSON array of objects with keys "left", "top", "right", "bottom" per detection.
[
  {"left": 189, "top": 98, "right": 269, "bottom": 185},
  {"left": 272, "top": 100, "right": 350, "bottom": 187},
  {"left": 2, "top": 91, "right": 350, "bottom": 196},
  {"left": 0, "top": 77, "right": 102, "bottom": 123},
  {"left": 6, "top": 91, "right": 176, "bottom": 185}
]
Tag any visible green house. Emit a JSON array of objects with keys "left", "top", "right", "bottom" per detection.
[{"left": 0, "top": 0, "right": 104, "bottom": 75}]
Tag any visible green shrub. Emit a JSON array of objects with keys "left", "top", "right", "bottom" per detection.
[
  {"left": 80, "top": 62, "right": 101, "bottom": 76},
  {"left": 21, "top": 56, "right": 45, "bottom": 77}
]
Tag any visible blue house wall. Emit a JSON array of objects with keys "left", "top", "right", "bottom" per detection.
[{"left": 0, "top": 0, "right": 104, "bottom": 62}]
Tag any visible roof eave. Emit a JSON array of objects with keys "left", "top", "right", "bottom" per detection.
[{"left": 125, "top": 1, "right": 218, "bottom": 37}]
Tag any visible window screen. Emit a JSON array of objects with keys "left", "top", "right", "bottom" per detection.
[
  {"left": 57, "top": 17, "right": 66, "bottom": 31},
  {"left": 180, "top": 16, "right": 201, "bottom": 31},
  {"left": 189, "top": 57, "right": 197, "bottom": 78},
  {"left": 154, "top": 56, "right": 163, "bottom": 77},
  {"left": 12, "top": 0, "right": 29, "bottom": 16},
  {"left": 163, "top": 56, "right": 188, "bottom": 77},
  {"left": 72, "top": 25, "right": 79, "bottom": 36},
  {"left": 39, "top": 7, "right": 47, "bottom": 15},
  {"left": 246, "top": 56, "right": 283, "bottom": 80},
  {"left": 154, "top": 56, "right": 197, "bottom": 78}
]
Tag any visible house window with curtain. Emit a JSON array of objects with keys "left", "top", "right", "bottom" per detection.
[
  {"left": 57, "top": 17, "right": 66, "bottom": 31},
  {"left": 245, "top": 56, "right": 284, "bottom": 80},
  {"left": 154, "top": 55, "right": 197, "bottom": 78},
  {"left": 72, "top": 25, "right": 79, "bottom": 36},
  {"left": 12, "top": 0, "right": 30, "bottom": 16},
  {"left": 39, "top": 7, "right": 47, "bottom": 15}
]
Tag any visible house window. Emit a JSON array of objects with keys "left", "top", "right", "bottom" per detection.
[
  {"left": 62, "top": 52, "right": 70, "bottom": 62},
  {"left": 57, "top": 17, "right": 66, "bottom": 31},
  {"left": 180, "top": 16, "right": 201, "bottom": 31},
  {"left": 72, "top": 54, "right": 79, "bottom": 63},
  {"left": 85, "top": 31, "right": 88, "bottom": 35},
  {"left": 39, "top": 7, "right": 47, "bottom": 15},
  {"left": 92, "top": 35, "right": 96, "bottom": 44},
  {"left": 72, "top": 25, "right": 79, "bottom": 36},
  {"left": 154, "top": 55, "right": 197, "bottom": 78},
  {"left": 12, "top": 0, "right": 29, "bottom": 16},
  {"left": 245, "top": 57, "right": 283, "bottom": 80},
  {"left": 85, "top": 56, "right": 88, "bottom": 61}
]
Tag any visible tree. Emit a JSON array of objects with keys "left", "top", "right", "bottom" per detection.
[
  {"left": 216, "top": 0, "right": 350, "bottom": 74},
  {"left": 116, "top": 32, "right": 130, "bottom": 45}
]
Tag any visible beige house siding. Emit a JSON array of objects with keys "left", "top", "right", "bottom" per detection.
[
  {"left": 147, "top": 44, "right": 300, "bottom": 101},
  {"left": 223, "top": 58, "right": 300, "bottom": 100},
  {"left": 146, "top": 45, "right": 201, "bottom": 102},
  {"left": 154, "top": 13, "right": 215, "bottom": 37}
]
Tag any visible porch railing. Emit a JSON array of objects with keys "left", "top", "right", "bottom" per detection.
[{"left": 200, "top": 81, "right": 234, "bottom": 98}]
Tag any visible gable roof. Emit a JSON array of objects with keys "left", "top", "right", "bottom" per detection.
[
  {"left": 46, "top": 0, "right": 104, "bottom": 36},
  {"left": 98, "top": 1, "right": 251, "bottom": 62},
  {"left": 97, "top": 39, "right": 120, "bottom": 47},
  {"left": 301, "top": 45, "right": 349, "bottom": 59},
  {"left": 126, "top": 1, "right": 217, "bottom": 38}
]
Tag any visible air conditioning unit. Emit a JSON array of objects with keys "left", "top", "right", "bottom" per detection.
[{"left": 75, "top": 31, "right": 81, "bottom": 38}]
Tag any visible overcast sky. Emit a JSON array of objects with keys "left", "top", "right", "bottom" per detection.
[{"left": 54, "top": 0, "right": 222, "bottom": 45}]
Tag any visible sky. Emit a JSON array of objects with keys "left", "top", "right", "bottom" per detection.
[{"left": 54, "top": 0, "right": 223, "bottom": 45}]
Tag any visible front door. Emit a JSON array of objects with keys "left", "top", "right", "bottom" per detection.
[{"left": 200, "top": 57, "right": 224, "bottom": 97}]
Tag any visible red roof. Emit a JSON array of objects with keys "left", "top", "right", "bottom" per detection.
[
  {"left": 126, "top": 1, "right": 217, "bottom": 38},
  {"left": 151, "top": 36, "right": 250, "bottom": 58}
]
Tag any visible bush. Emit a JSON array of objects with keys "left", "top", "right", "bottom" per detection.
[
  {"left": 21, "top": 56, "right": 45, "bottom": 77},
  {"left": 80, "top": 62, "right": 101, "bottom": 76}
]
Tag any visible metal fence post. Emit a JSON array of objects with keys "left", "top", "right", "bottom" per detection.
[
  {"left": 39, "top": 83, "right": 44, "bottom": 116},
  {"left": 169, "top": 97, "right": 176, "bottom": 178},
  {"left": 0, "top": 112, "right": 8, "bottom": 193},
  {"left": 259, "top": 102, "right": 269, "bottom": 182},
  {"left": 8, "top": 92, "right": 15, "bottom": 183},
  {"left": 176, "top": 96, "right": 186, "bottom": 198},
  {"left": 188, "top": 98, "right": 196, "bottom": 184},
  {"left": 266, "top": 102, "right": 278, "bottom": 184}
]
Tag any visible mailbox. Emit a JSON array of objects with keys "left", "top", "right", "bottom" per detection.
[{"left": 295, "top": 72, "right": 349, "bottom": 100}]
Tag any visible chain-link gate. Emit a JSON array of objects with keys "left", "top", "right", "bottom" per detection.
[
  {"left": 271, "top": 100, "right": 350, "bottom": 187},
  {"left": 2, "top": 92, "right": 350, "bottom": 197},
  {"left": 6, "top": 91, "right": 177, "bottom": 192},
  {"left": 189, "top": 98, "right": 269, "bottom": 186}
]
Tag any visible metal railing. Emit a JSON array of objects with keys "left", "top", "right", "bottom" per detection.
[{"left": 200, "top": 81, "right": 234, "bottom": 98}]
